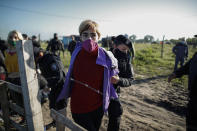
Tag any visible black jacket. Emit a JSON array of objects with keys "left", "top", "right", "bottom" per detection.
[
  {"left": 38, "top": 52, "right": 66, "bottom": 109},
  {"left": 46, "top": 38, "right": 64, "bottom": 53},
  {"left": 68, "top": 40, "right": 77, "bottom": 55},
  {"left": 32, "top": 41, "right": 41, "bottom": 48},
  {"left": 172, "top": 43, "right": 188, "bottom": 58},
  {"left": 113, "top": 49, "right": 134, "bottom": 88},
  {"left": 38, "top": 53, "right": 65, "bottom": 87},
  {"left": 174, "top": 52, "right": 197, "bottom": 92}
]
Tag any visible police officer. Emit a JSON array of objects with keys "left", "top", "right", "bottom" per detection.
[
  {"left": 22, "top": 34, "right": 29, "bottom": 40},
  {"left": 0, "top": 38, "right": 8, "bottom": 57},
  {"left": 34, "top": 47, "right": 66, "bottom": 130},
  {"left": 32, "top": 35, "right": 41, "bottom": 48},
  {"left": 172, "top": 41, "right": 188, "bottom": 71},
  {"left": 168, "top": 51, "right": 197, "bottom": 131},
  {"left": 67, "top": 35, "right": 77, "bottom": 56},
  {"left": 0, "top": 38, "right": 7, "bottom": 80},
  {"left": 46, "top": 33, "right": 64, "bottom": 56}
]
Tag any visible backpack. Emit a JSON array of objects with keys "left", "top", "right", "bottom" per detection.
[{"left": 38, "top": 53, "right": 65, "bottom": 87}]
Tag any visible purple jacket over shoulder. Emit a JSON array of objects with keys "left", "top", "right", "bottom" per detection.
[{"left": 57, "top": 42, "right": 119, "bottom": 112}]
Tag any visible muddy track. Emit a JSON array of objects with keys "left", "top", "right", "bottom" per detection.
[
  {"left": 42, "top": 75, "right": 188, "bottom": 131},
  {"left": 101, "top": 76, "right": 188, "bottom": 131},
  {"left": 1, "top": 75, "right": 187, "bottom": 131}
]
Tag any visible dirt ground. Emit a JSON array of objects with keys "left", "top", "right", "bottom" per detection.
[{"left": 42, "top": 74, "right": 188, "bottom": 131}]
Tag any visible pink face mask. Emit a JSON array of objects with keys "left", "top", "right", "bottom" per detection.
[{"left": 82, "top": 39, "right": 98, "bottom": 52}]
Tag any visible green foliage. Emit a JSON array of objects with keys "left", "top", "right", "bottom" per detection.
[{"left": 134, "top": 48, "right": 155, "bottom": 65}]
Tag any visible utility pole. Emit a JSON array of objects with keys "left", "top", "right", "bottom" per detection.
[
  {"left": 161, "top": 35, "right": 165, "bottom": 58},
  {"left": 107, "top": 35, "right": 109, "bottom": 50},
  {"left": 38, "top": 33, "right": 41, "bottom": 43}
]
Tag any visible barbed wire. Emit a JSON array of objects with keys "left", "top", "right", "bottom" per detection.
[
  {"left": 0, "top": 76, "right": 59, "bottom": 87},
  {"left": 0, "top": 79, "right": 21, "bottom": 87},
  {"left": 0, "top": 75, "right": 103, "bottom": 96}
]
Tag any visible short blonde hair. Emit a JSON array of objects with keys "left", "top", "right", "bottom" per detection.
[
  {"left": 79, "top": 20, "right": 101, "bottom": 39},
  {"left": 7, "top": 30, "right": 23, "bottom": 42}
]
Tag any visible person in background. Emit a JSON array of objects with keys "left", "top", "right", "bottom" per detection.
[
  {"left": 0, "top": 42, "right": 7, "bottom": 116},
  {"left": 0, "top": 37, "right": 7, "bottom": 81},
  {"left": 68, "top": 35, "right": 77, "bottom": 56},
  {"left": 107, "top": 35, "right": 134, "bottom": 131},
  {"left": 0, "top": 38, "right": 8, "bottom": 57},
  {"left": 129, "top": 38, "right": 135, "bottom": 64},
  {"left": 4, "top": 30, "right": 25, "bottom": 123},
  {"left": 109, "top": 36, "right": 116, "bottom": 53},
  {"left": 57, "top": 19, "right": 119, "bottom": 131},
  {"left": 46, "top": 33, "right": 64, "bottom": 56},
  {"left": 168, "top": 51, "right": 197, "bottom": 131},
  {"left": 32, "top": 35, "right": 41, "bottom": 48},
  {"left": 172, "top": 41, "right": 188, "bottom": 71},
  {"left": 22, "top": 34, "right": 29, "bottom": 40}
]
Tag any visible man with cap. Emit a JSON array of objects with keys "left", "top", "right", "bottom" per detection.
[{"left": 107, "top": 35, "right": 134, "bottom": 131}]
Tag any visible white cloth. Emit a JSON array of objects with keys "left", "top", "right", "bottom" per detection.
[{"left": 101, "top": 47, "right": 118, "bottom": 69}]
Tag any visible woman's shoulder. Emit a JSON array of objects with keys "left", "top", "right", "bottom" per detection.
[{"left": 98, "top": 47, "right": 118, "bottom": 68}]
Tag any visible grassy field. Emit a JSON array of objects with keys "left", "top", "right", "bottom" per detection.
[
  {"left": 134, "top": 44, "right": 196, "bottom": 86},
  {"left": 41, "top": 42, "right": 197, "bottom": 88}
]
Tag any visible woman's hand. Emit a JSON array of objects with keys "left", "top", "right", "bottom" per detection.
[{"left": 111, "top": 75, "right": 120, "bottom": 84}]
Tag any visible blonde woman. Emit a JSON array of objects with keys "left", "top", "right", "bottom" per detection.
[
  {"left": 5, "top": 30, "right": 23, "bottom": 75},
  {"left": 5, "top": 30, "right": 24, "bottom": 106},
  {"left": 4, "top": 30, "right": 25, "bottom": 123},
  {"left": 57, "top": 20, "right": 119, "bottom": 131}
]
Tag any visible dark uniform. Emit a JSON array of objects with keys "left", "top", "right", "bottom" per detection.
[
  {"left": 173, "top": 52, "right": 197, "bottom": 131},
  {"left": 32, "top": 35, "right": 41, "bottom": 48},
  {"left": 34, "top": 47, "right": 67, "bottom": 129},
  {"left": 32, "top": 40, "right": 41, "bottom": 48},
  {"left": 46, "top": 34, "right": 64, "bottom": 56},
  {"left": 0, "top": 39, "right": 8, "bottom": 57},
  {"left": 0, "top": 50, "right": 6, "bottom": 86},
  {"left": 0, "top": 50, "right": 6, "bottom": 116},
  {"left": 35, "top": 49, "right": 66, "bottom": 110},
  {"left": 108, "top": 35, "right": 134, "bottom": 131},
  {"left": 68, "top": 40, "right": 77, "bottom": 56},
  {"left": 0, "top": 49, "right": 6, "bottom": 80},
  {"left": 173, "top": 42, "right": 188, "bottom": 71}
]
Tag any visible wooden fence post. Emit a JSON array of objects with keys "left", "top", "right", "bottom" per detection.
[
  {"left": 16, "top": 40, "right": 44, "bottom": 131},
  {"left": 161, "top": 35, "right": 165, "bottom": 58}
]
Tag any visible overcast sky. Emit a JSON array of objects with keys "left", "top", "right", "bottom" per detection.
[{"left": 0, "top": 0, "right": 197, "bottom": 40}]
